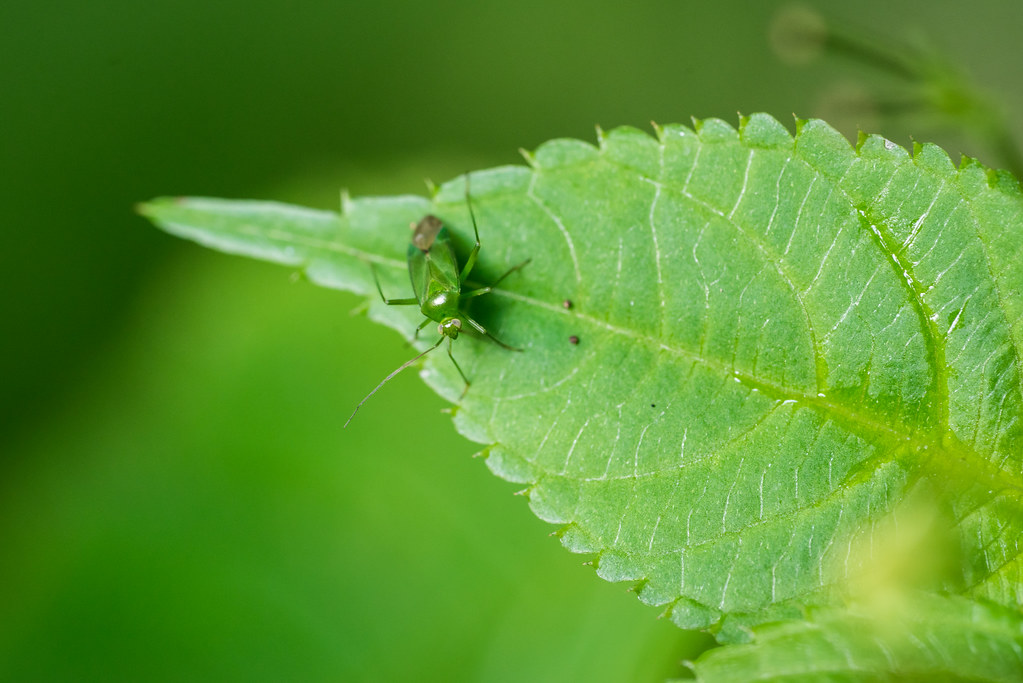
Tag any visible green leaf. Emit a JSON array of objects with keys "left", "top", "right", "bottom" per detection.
[
  {"left": 140, "top": 114, "right": 1023, "bottom": 646},
  {"left": 689, "top": 594, "right": 1023, "bottom": 682}
]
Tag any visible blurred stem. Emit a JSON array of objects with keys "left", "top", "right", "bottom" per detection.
[
  {"left": 824, "top": 31, "right": 916, "bottom": 80},
  {"left": 823, "top": 25, "right": 1023, "bottom": 181}
]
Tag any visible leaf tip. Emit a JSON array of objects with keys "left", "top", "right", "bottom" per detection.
[
  {"left": 736, "top": 113, "right": 755, "bottom": 141},
  {"left": 650, "top": 120, "right": 664, "bottom": 141},
  {"left": 423, "top": 177, "right": 440, "bottom": 199},
  {"left": 518, "top": 147, "right": 538, "bottom": 169},
  {"left": 792, "top": 113, "right": 810, "bottom": 134},
  {"left": 135, "top": 196, "right": 181, "bottom": 218},
  {"left": 959, "top": 153, "right": 979, "bottom": 169},
  {"left": 854, "top": 128, "right": 870, "bottom": 152}
]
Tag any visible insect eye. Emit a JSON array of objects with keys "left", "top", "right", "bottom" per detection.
[
  {"left": 452, "top": 319, "right": 462, "bottom": 329},
  {"left": 437, "top": 323, "right": 445, "bottom": 335}
]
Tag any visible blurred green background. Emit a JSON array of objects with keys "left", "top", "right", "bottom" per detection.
[{"left": 2, "top": 2, "right": 1021, "bottom": 681}]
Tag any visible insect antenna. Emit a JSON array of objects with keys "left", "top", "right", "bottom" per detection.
[{"left": 344, "top": 336, "right": 444, "bottom": 428}]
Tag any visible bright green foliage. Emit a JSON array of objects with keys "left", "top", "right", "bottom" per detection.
[
  {"left": 689, "top": 594, "right": 1023, "bottom": 682},
  {"left": 141, "top": 114, "right": 1023, "bottom": 669}
]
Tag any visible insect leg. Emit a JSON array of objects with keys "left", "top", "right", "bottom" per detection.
[
  {"left": 461, "top": 259, "right": 530, "bottom": 299},
  {"left": 413, "top": 317, "right": 431, "bottom": 340},
  {"left": 463, "top": 315, "right": 522, "bottom": 351},
  {"left": 459, "top": 175, "right": 482, "bottom": 281},
  {"left": 345, "top": 336, "right": 444, "bottom": 428},
  {"left": 371, "top": 263, "right": 417, "bottom": 305},
  {"left": 489, "top": 258, "right": 531, "bottom": 287},
  {"left": 446, "top": 337, "right": 471, "bottom": 397},
  {"left": 460, "top": 286, "right": 491, "bottom": 299}
]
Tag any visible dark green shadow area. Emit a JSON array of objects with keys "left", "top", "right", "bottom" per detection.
[{"left": 0, "top": 253, "right": 712, "bottom": 681}]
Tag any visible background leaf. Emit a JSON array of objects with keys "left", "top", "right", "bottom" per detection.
[
  {"left": 142, "top": 114, "right": 1023, "bottom": 649},
  {"left": 689, "top": 594, "right": 1023, "bottom": 682},
  {"left": 0, "top": 254, "right": 700, "bottom": 682}
]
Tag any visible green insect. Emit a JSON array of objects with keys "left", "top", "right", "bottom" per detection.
[{"left": 345, "top": 178, "right": 529, "bottom": 427}]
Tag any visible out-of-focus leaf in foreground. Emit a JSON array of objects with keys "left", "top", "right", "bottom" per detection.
[
  {"left": 689, "top": 593, "right": 1023, "bottom": 682},
  {"left": 141, "top": 114, "right": 1023, "bottom": 660}
]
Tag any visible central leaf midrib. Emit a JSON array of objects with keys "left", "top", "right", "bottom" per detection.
[
  {"left": 491, "top": 218, "right": 1020, "bottom": 499},
  {"left": 495, "top": 287, "right": 917, "bottom": 450}
]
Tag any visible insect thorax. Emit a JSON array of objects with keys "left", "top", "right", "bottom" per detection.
[{"left": 421, "top": 285, "right": 461, "bottom": 321}]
